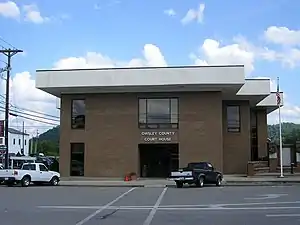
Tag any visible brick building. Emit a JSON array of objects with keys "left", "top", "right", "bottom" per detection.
[{"left": 36, "top": 65, "right": 283, "bottom": 177}]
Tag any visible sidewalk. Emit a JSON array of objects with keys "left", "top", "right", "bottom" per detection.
[{"left": 59, "top": 174, "right": 300, "bottom": 187}]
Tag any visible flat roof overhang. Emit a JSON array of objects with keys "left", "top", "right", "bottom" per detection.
[
  {"left": 38, "top": 84, "right": 245, "bottom": 97},
  {"left": 35, "top": 65, "right": 246, "bottom": 97},
  {"left": 222, "top": 78, "right": 271, "bottom": 107},
  {"left": 256, "top": 92, "right": 284, "bottom": 114}
]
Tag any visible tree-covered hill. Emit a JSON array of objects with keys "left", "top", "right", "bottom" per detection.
[{"left": 268, "top": 122, "right": 300, "bottom": 144}]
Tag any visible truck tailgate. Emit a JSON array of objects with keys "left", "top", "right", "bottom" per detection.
[
  {"left": 0, "top": 169, "right": 16, "bottom": 177},
  {"left": 171, "top": 171, "right": 193, "bottom": 177}
]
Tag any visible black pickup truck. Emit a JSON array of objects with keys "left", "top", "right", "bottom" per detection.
[{"left": 170, "top": 162, "right": 223, "bottom": 188}]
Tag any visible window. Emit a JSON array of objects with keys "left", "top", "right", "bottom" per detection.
[
  {"left": 13, "top": 139, "right": 15, "bottom": 145},
  {"left": 70, "top": 143, "right": 85, "bottom": 176},
  {"left": 138, "top": 98, "right": 179, "bottom": 129},
  {"left": 71, "top": 100, "right": 86, "bottom": 129},
  {"left": 227, "top": 106, "right": 240, "bottom": 132},
  {"left": 25, "top": 140, "right": 27, "bottom": 145},
  {"left": 39, "top": 164, "right": 48, "bottom": 171},
  {"left": 22, "top": 164, "right": 36, "bottom": 170},
  {"left": 19, "top": 139, "right": 21, "bottom": 145}
]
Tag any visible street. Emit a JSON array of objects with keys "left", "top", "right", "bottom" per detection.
[{"left": 0, "top": 185, "right": 300, "bottom": 225}]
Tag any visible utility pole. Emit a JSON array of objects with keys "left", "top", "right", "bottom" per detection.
[
  {"left": 34, "top": 130, "right": 39, "bottom": 155},
  {"left": 30, "top": 134, "right": 33, "bottom": 155},
  {"left": 22, "top": 121, "right": 24, "bottom": 155},
  {"left": 0, "top": 48, "right": 23, "bottom": 169}
]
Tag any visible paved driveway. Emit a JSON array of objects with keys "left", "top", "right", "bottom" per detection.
[{"left": 1, "top": 185, "right": 300, "bottom": 225}]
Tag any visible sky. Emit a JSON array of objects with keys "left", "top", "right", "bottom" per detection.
[{"left": 0, "top": 0, "right": 300, "bottom": 135}]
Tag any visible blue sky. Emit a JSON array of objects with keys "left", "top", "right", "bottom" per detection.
[{"left": 0, "top": 0, "right": 300, "bottom": 131}]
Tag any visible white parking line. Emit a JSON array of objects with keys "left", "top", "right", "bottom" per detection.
[
  {"left": 143, "top": 187, "right": 168, "bottom": 225},
  {"left": 266, "top": 214, "right": 300, "bottom": 217},
  {"left": 158, "top": 200, "right": 300, "bottom": 208},
  {"left": 75, "top": 187, "right": 136, "bottom": 225},
  {"left": 39, "top": 205, "right": 300, "bottom": 211},
  {"left": 38, "top": 200, "right": 300, "bottom": 210}
]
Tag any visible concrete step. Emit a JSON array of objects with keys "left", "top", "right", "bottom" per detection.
[
  {"left": 252, "top": 161, "right": 269, "bottom": 168},
  {"left": 254, "top": 167, "right": 270, "bottom": 173}
]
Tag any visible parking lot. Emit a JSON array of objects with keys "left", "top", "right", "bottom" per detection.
[{"left": 1, "top": 185, "right": 300, "bottom": 225}]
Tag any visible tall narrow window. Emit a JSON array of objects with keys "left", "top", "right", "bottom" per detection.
[
  {"left": 139, "top": 99, "right": 147, "bottom": 125},
  {"left": 71, "top": 100, "right": 86, "bottom": 129},
  {"left": 227, "top": 106, "right": 240, "bottom": 132},
  {"left": 70, "top": 143, "right": 85, "bottom": 176}
]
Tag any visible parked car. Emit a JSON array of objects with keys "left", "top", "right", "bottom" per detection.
[
  {"left": 170, "top": 162, "right": 223, "bottom": 188},
  {"left": 0, "top": 162, "right": 60, "bottom": 187}
]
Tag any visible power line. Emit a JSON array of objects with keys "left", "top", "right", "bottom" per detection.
[
  {"left": 10, "top": 125, "right": 55, "bottom": 128},
  {"left": 0, "top": 36, "right": 17, "bottom": 50},
  {"left": 0, "top": 109, "right": 59, "bottom": 126},
  {"left": 0, "top": 96, "right": 60, "bottom": 119},
  {"left": 0, "top": 105, "right": 59, "bottom": 122},
  {"left": 10, "top": 104, "right": 60, "bottom": 119}
]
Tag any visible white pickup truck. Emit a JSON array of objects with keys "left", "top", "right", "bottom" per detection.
[{"left": 0, "top": 162, "right": 60, "bottom": 187}]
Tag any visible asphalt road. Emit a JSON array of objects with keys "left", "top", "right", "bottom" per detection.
[{"left": 1, "top": 185, "right": 300, "bottom": 225}]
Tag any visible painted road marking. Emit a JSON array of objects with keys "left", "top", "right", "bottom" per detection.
[
  {"left": 244, "top": 194, "right": 288, "bottom": 200},
  {"left": 38, "top": 205, "right": 300, "bottom": 211},
  {"left": 39, "top": 200, "right": 300, "bottom": 210},
  {"left": 266, "top": 214, "right": 300, "bottom": 217},
  {"left": 158, "top": 200, "right": 300, "bottom": 208},
  {"left": 75, "top": 187, "right": 136, "bottom": 225},
  {"left": 143, "top": 187, "right": 168, "bottom": 225}
]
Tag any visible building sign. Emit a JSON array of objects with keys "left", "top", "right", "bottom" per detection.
[
  {"left": 0, "top": 120, "right": 4, "bottom": 137},
  {"left": 140, "top": 131, "right": 178, "bottom": 143}
]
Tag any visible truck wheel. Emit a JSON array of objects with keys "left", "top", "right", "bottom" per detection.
[
  {"left": 21, "top": 176, "right": 31, "bottom": 187},
  {"left": 176, "top": 181, "right": 183, "bottom": 188},
  {"left": 216, "top": 176, "right": 222, "bottom": 186},
  {"left": 196, "top": 176, "right": 204, "bottom": 188},
  {"left": 50, "top": 176, "right": 59, "bottom": 186}
]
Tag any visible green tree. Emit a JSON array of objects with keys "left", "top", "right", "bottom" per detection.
[{"left": 37, "top": 140, "right": 59, "bottom": 156}]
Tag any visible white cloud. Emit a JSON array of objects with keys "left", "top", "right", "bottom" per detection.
[
  {"left": 22, "top": 4, "right": 50, "bottom": 24},
  {"left": 181, "top": 3, "right": 205, "bottom": 25},
  {"left": 164, "top": 9, "right": 176, "bottom": 17},
  {"left": 264, "top": 26, "right": 300, "bottom": 46},
  {"left": 190, "top": 38, "right": 255, "bottom": 74},
  {"left": 0, "top": 72, "right": 59, "bottom": 135},
  {"left": 54, "top": 44, "right": 167, "bottom": 69},
  {"left": 268, "top": 103, "right": 300, "bottom": 125},
  {"left": 0, "top": 1, "right": 20, "bottom": 20},
  {"left": 261, "top": 26, "right": 300, "bottom": 68},
  {"left": 0, "top": 1, "right": 68, "bottom": 24},
  {"left": 0, "top": 44, "right": 166, "bottom": 134}
]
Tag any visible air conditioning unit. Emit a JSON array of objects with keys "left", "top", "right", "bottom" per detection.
[{"left": 0, "top": 137, "right": 4, "bottom": 146}]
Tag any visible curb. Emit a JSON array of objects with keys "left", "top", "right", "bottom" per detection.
[{"left": 58, "top": 181, "right": 300, "bottom": 188}]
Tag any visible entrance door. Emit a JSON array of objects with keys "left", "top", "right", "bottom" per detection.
[
  {"left": 282, "top": 147, "right": 291, "bottom": 166},
  {"left": 139, "top": 144, "right": 179, "bottom": 178}
]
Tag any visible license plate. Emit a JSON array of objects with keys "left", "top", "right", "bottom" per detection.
[{"left": 4, "top": 178, "right": 8, "bottom": 180}]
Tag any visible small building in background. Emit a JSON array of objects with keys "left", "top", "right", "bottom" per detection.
[{"left": 5, "top": 128, "right": 30, "bottom": 156}]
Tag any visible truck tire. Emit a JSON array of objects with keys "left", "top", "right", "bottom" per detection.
[
  {"left": 176, "top": 181, "right": 183, "bottom": 188},
  {"left": 21, "top": 176, "right": 31, "bottom": 187},
  {"left": 216, "top": 176, "right": 222, "bottom": 186},
  {"left": 196, "top": 176, "right": 204, "bottom": 188},
  {"left": 50, "top": 176, "right": 59, "bottom": 186}
]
